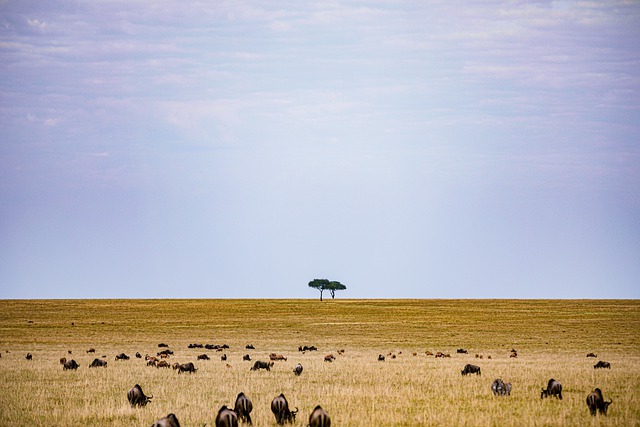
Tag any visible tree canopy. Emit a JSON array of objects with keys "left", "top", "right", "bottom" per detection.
[{"left": 308, "top": 279, "right": 346, "bottom": 301}]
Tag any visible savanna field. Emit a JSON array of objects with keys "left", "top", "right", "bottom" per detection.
[{"left": 0, "top": 299, "right": 638, "bottom": 426}]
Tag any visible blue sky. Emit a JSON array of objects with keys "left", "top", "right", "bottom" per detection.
[{"left": 1, "top": 1, "right": 639, "bottom": 298}]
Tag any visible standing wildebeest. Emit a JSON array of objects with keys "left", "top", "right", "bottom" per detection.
[
  {"left": 216, "top": 405, "right": 238, "bottom": 427},
  {"left": 461, "top": 364, "right": 481, "bottom": 376},
  {"left": 586, "top": 388, "right": 612, "bottom": 416},
  {"left": 457, "top": 348, "right": 468, "bottom": 354},
  {"left": 89, "top": 358, "right": 107, "bottom": 368},
  {"left": 243, "top": 354, "right": 251, "bottom": 361},
  {"left": 176, "top": 362, "right": 196, "bottom": 374},
  {"left": 127, "top": 384, "right": 153, "bottom": 407},
  {"left": 594, "top": 361, "right": 611, "bottom": 369},
  {"left": 197, "top": 354, "right": 210, "bottom": 360},
  {"left": 491, "top": 378, "right": 512, "bottom": 396},
  {"left": 63, "top": 359, "right": 79, "bottom": 370},
  {"left": 250, "top": 360, "right": 273, "bottom": 371},
  {"left": 271, "top": 393, "right": 298, "bottom": 424},
  {"left": 115, "top": 353, "right": 130, "bottom": 360},
  {"left": 135, "top": 352, "right": 142, "bottom": 358},
  {"left": 293, "top": 363, "right": 303, "bottom": 376},
  {"left": 541, "top": 379, "right": 563, "bottom": 399},
  {"left": 246, "top": 344, "right": 255, "bottom": 349},
  {"left": 378, "top": 354, "right": 385, "bottom": 361},
  {"left": 26, "top": 353, "right": 32, "bottom": 360},
  {"left": 586, "top": 353, "right": 597, "bottom": 358},
  {"left": 151, "top": 413, "right": 180, "bottom": 427},
  {"left": 308, "top": 405, "right": 331, "bottom": 427},
  {"left": 158, "top": 343, "right": 169, "bottom": 348},
  {"left": 234, "top": 392, "right": 253, "bottom": 424}
]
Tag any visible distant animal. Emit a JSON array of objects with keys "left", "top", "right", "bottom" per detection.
[
  {"left": 270, "top": 353, "right": 287, "bottom": 361},
  {"left": 135, "top": 352, "right": 142, "bottom": 358},
  {"left": 425, "top": 351, "right": 433, "bottom": 356},
  {"left": 156, "top": 360, "right": 170, "bottom": 368},
  {"left": 25, "top": 353, "right": 32, "bottom": 360},
  {"left": 221, "top": 354, "right": 228, "bottom": 361},
  {"left": 324, "top": 354, "right": 335, "bottom": 362},
  {"left": 216, "top": 405, "right": 239, "bottom": 427},
  {"left": 68, "top": 350, "right": 72, "bottom": 354},
  {"left": 89, "top": 358, "right": 107, "bottom": 368},
  {"left": 176, "top": 362, "right": 196, "bottom": 374},
  {"left": 594, "top": 361, "right": 611, "bottom": 369},
  {"left": 234, "top": 392, "right": 253, "bottom": 424},
  {"left": 457, "top": 348, "right": 468, "bottom": 354},
  {"left": 586, "top": 388, "right": 612, "bottom": 416},
  {"left": 271, "top": 393, "right": 298, "bottom": 424},
  {"left": 243, "top": 354, "right": 251, "bottom": 361},
  {"left": 337, "top": 349, "right": 345, "bottom": 355},
  {"left": 461, "top": 364, "right": 481, "bottom": 376},
  {"left": 308, "top": 405, "right": 331, "bottom": 427},
  {"left": 158, "top": 343, "right": 169, "bottom": 348},
  {"left": 157, "top": 349, "right": 174, "bottom": 356},
  {"left": 246, "top": 344, "right": 255, "bottom": 349},
  {"left": 250, "top": 360, "right": 273, "bottom": 371},
  {"left": 151, "top": 413, "right": 180, "bottom": 427},
  {"left": 127, "top": 384, "right": 152, "bottom": 407},
  {"left": 491, "top": 378, "right": 512, "bottom": 396},
  {"left": 59, "top": 357, "right": 67, "bottom": 365},
  {"left": 541, "top": 379, "right": 563, "bottom": 399},
  {"left": 115, "top": 353, "right": 130, "bottom": 360},
  {"left": 63, "top": 359, "right": 79, "bottom": 370},
  {"left": 86, "top": 348, "right": 95, "bottom": 353},
  {"left": 586, "top": 353, "right": 597, "bottom": 358},
  {"left": 293, "top": 363, "right": 303, "bottom": 376},
  {"left": 299, "top": 345, "right": 317, "bottom": 352},
  {"left": 197, "top": 354, "right": 210, "bottom": 360},
  {"left": 378, "top": 354, "right": 385, "bottom": 361},
  {"left": 188, "top": 343, "right": 204, "bottom": 348}
]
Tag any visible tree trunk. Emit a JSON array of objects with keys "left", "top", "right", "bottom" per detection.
[
  {"left": 330, "top": 290, "right": 335, "bottom": 299},
  {"left": 319, "top": 290, "right": 323, "bottom": 301}
]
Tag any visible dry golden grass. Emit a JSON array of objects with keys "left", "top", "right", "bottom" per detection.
[{"left": 0, "top": 299, "right": 638, "bottom": 426}]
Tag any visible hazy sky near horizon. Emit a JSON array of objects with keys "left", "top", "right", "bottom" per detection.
[{"left": 1, "top": 1, "right": 639, "bottom": 299}]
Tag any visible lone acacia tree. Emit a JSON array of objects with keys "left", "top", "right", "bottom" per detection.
[{"left": 308, "top": 279, "right": 346, "bottom": 301}]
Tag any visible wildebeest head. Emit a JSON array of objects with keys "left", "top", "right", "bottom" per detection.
[
  {"left": 271, "top": 393, "right": 297, "bottom": 424},
  {"left": 308, "top": 405, "right": 331, "bottom": 427},
  {"left": 215, "top": 405, "right": 239, "bottom": 427},
  {"left": 151, "top": 413, "right": 180, "bottom": 427},
  {"left": 128, "top": 384, "right": 152, "bottom": 407},
  {"left": 234, "top": 392, "right": 253, "bottom": 424}
]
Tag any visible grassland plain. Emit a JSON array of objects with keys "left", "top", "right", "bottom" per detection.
[{"left": 0, "top": 299, "right": 638, "bottom": 426}]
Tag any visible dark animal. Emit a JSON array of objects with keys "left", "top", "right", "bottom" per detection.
[
  {"left": 221, "top": 354, "right": 228, "bottom": 361},
  {"left": 541, "top": 379, "right": 563, "bottom": 399},
  {"left": 26, "top": 353, "right": 32, "bottom": 360},
  {"left": 586, "top": 388, "right": 612, "bottom": 416},
  {"left": 491, "top": 378, "right": 512, "bottom": 396},
  {"left": 115, "top": 353, "right": 130, "bottom": 360},
  {"left": 246, "top": 344, "right": 255, "bottom": 349},
  {"left": 197, "top": 354, "right": 210, "bottom": 360},
  {"left": 378, "top": 354, "right": 385, "bottom": 361},
  {"left": 59, "top": 357, "right": 67, "bottom": 365},
  {"left": 63, "top": 359, "right": 79, "bottom": 370},
  {"left": 457, "top": 348, "right": 468, "bottom": 354},
  {"left": 89, "top": 358, "right": 107, "bottom": 368},
  {"left": 234, "top": 392, "right": 253, "bottom": 424},
  {"left": 135, "top": 352, "right": 142, "bottom": 358},
  {"left": 461, "top": 364, "right": 481, "bottom": 376},
  {"left": 250, "top": 360, "right": 273, "bottom": 371},
  {"left": 127, "top": 384, "right": 152, "bottom": 407},
  {"left": 188, "top": 343, "right": 204, "bottom": 348},
  {"left": 176, "top": 362, "right": 196, "bottom": 374},
  {"left": 586, "top": 353, "right": 597, "bottom": 358},
  {"left": 243, "top": 354, "right": 251, "bottom": 361},
  {"left": 86, "top": 348, "right": 95, "bottom": 353},
  {"left": 216, "top": 405, "right": 239, "bottom": 427},
  {"left": 151, "top": 413, "right": 180, "bottom": 427},
  {"left": 293, "top": 363, "right": 303, "bottom": 376},
  {"left": 299, "top": 345, "right": 318, "bottom": 352},
  {"left": 157, "top": 349, "right": 174, "bottom": 356},
  {"left": 156, "top": 360, "right": 170, "bottom": 368},
  {"left": 158, "top": 343, "right": 169, "bottom": 348},
  {"left": 324, "top": 354, "right": 335, "bottom": 362},
  {"left": 271, "top": 393, "right": 297, "bottom": 424},
  {"left": 270, "top": 353, "right": 287, "bottom": 361},
  {"left": 308, "top": 405, "right": 331, "bottom": 427},
  {"left": 594, "top": 361, "right": 611, "bottom": 369}
]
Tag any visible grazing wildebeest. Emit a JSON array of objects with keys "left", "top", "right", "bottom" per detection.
[
  {"left": 491, "top": 378, "right": 512, "bottom": 396},
  {"left": 151, "top": 413, "right": 180, "bottom": 427},
  {"left": 299, "top": 345, "right": 317, "bottom": 352},
  {"left": 324, "top": 354, "right": 335, "bottom": 363},
  {"left": 234, "top": 392, "right": 253, "bottom": 424},
  {"left": 89, "top": 358, "right": 107, "bottom": 368},
  {"left": 86, "top": 348, "right": 96, "bottom": 353},
  {"left": 135, "top": 352, "right": 142, "bottom": 358},
  {"left": 221, "top": 354, "right": 228, "bottom": 361},
  {"left": 127, "top": 384, "right": 152, "bottom": 407},
  {"left": 271, "top": 393, "right": 297, "bottom": 424},
  {"left": 378, "top": 354, "right": 385, "bottom": 361},
  {"left": 26, "top": 353, "right": 32, "bottom": 360},
  {"left": 197, "top": 354, "right": 210, "bottom": 360},
  {"left": 457, "top": 348, "right": 468, "bottom": 354},
  {"left": 63, "top": 359, "right": 79, "bottom": 370},
  {"left": 586, "top": 388, "right": 612, "bottom": 416},
  {"left": 308, "top": 405, "right": 331, "bottom": 427},
  {"left": 250, "top": 360, "right": 273, "bottom": 371},
  {"left": 243, "top": 354, "right": 251, "bottom": 361},
  {"left": 115, "top": 353, "right": 130, "bottom": 360},
  {"left": 158, "top": 343, "right": 169, "bottom": 348},
  {"left": 461, "top": 364, "right": 481, "bottom": 376},
  {"left": 586, "top": 353, "right": 597, "bottom": 358},
  {"left": 176, "top": 362, "right": 196, "bottom": 374},
  {"left": 216, "top": 405, "right": 239, "bottom": 427},
  {"left": 425, "top": 351, "right": 433, "bottom": 356},
  {"left": 541, "top": 379, "right": 563, "bottom": 399},
  {"left": 246, "top": 344, "right": 255, "bottom": 349},
  {"left": 158, "top": 349, "right": 174, "bottom": 356},
  {"left": 188, "top": 343, "right": 203, "bottom": 348},
  {"left": 594, "top": 361, "right": 611, "bottom": 369},
  {"left": 293, "top": 363, "right": 303, "bottom": 376}
]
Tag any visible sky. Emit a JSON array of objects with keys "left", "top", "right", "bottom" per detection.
[{"left": 1, "top": 1, "right": 639, "bottom": 299}]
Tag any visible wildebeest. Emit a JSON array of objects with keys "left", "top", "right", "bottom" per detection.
[
  {"left": 586, "top": 388, "right": 612, "bottom": 416},
  {"left": 246, "top": 344, "right": 255, "bottom": 349},
  {"left": 63, "top": 359, "right": 79, "bottom": 370},
  {"left": 89, "top": 358, "right": 107, "bottom": 368},
  {"left": 127, "top": 384, "right": 152, "bottom": 407},
  {"left": 271, "top": 393, "right": 298, "bottom": 424},
  {"left": 308, "top": 405, "right": 331, "bottom": 427},
  {"left": 324, "top": 354, "right": 335, "bottom": 362},
  {"left": 491, "top": 378, "right": 512, "bottom": 396},
  {"left": 115, "top": 353, "right": 130, "bottom": 360},
  {"left": 378, "top": 354, "right": 385, "bottom": 362},
  {"left": 293, "top": 363, "right": 303, "bottom": 376},
  {"left": 151, "top": 413, "right": 180, "bottom": 427},
  {"left": 457, "top": 348, "right": 468, "bottom": 354},
  {"left": 250, "top": 360, "right": 273, "bottom": 371},
  {"left": 221, "top": 354, "right": 228, "bottom": 361},
  {"left": 234, "top": 392, "right": 253, "bottom": 424},
  {"left": 461, "top": 364, "right": 481, "bottom": 376},
  {"left": 298, "top": 345, "right": 317, "bottom": 352},
  {"left": 243, "top": 354, "right": 251, "bottom": 361},
  {"left": 270, "top": 353, "right": 287, "bottom": 361},
  {"left": 26, "top": 353, "right": 32, "bottom": 360},
  {"left": 157, "top": 349, "right": 174, "bottom": 356},
  {"left": 86, "top": 348, "right": 96, "bottom": 353},
  {"left": 594, "top": 361, "right": 611, "bottom": 369},
  {"left": 59, "top": 357, "right": 67, "bottom": 365},
  {"left": 156, "top": 360, "right": 170, "bottom": 368},
  {"left": 188, "top": 343, "right": 204, "bottom": 348},
  {"left": 158, "top": 343, "right": 169, "bottom": 348},
  {"left": 135, "top": 352, "right": 142, "bottom": 358},
  {"left": 541, "top": 379, "right": 563, "bottom": 399},
  {"left": 216, "top": 405, "right": 239, "bottom": 427},
  {"left": 197, "top": 354, "right": 210, "bottom": 360},
  {"left": 586, "top": 353, "right": 597, "bottom": 358},
  {"left": 176, "top": 362, "right": 197, "bottom": 374}
]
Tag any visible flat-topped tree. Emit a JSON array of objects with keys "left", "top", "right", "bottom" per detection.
[
  {"left": 326, "top": 281, "right": 346, "bottom": 299},
  {"left": 308, "top": 279, "right": 346, "bottom": 301}
]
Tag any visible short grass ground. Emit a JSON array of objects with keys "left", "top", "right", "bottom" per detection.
[{"left": 0, "top": 299, "right": 638, "bottom": 426}]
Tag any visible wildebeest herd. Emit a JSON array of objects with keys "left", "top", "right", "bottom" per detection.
[{"left": 22, "top": 344, "right": 615, "bottom": 424}]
